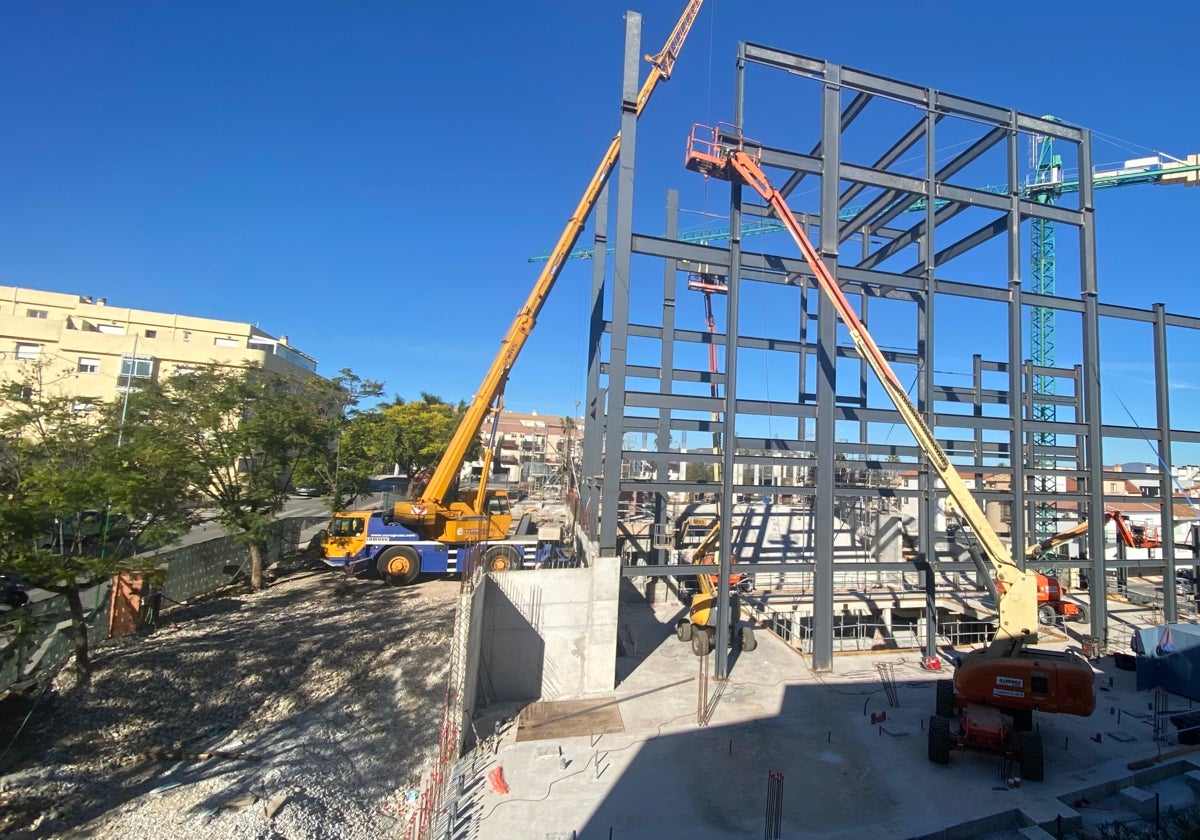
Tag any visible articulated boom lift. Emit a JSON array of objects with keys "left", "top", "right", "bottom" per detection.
[
  {"left": 684, "top": 124, "right": 1095, "bottom": 779},
  {"left": 1027, "top": 509, "right": 1162, "bottom": 560},
  {"left": 672, "top": 518, "right": 757, "bottom": 656}
]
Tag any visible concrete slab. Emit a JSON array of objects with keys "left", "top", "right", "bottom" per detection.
[{"left": 465, "top": 595, "right": 1200, "bottom": 839}]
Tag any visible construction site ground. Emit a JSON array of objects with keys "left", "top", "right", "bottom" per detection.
[
  {"left": 0, "top": 567, "right": 459, "bottom": 839},
  {"left": 468, "top": 585, "right": 1200, "bottom": 840}
]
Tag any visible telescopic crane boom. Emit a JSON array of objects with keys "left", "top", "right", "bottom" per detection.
[{"left": 392, "top": 1, "right": 706, "bottom": 546}]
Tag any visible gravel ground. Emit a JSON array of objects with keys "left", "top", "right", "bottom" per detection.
[{"left": 0, "top": 568, "right": 459, "bottom": 839}]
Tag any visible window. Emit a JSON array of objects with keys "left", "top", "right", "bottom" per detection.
[
  {"left": 172, "top": 365, "right": 197, "bottom": 376},
  {"left": 14, "top": 342, "right": 40, "bottom": 360},
  {"left": 97, "top": 324, "right": 125, "bottom": 335},
  {"left": 214, "top": 337, "right": 239, "bottom": 348},
  {"left": 72, "top": 402, "right": 94, "bottom": 415},
  {"left": 26, "top": 308, "right": 48, "bottom": 319},
  {"left": 328, "top": 517, "right": 365, "bottom": 537},
  {"left": 77, "top": 357, "right": 100, "bottom": 374},
  {"left": 144, "top": 329, "right": 157, "bottom": 339},
  {"left": 119, "top": 354, "right": 154, "bottom": 379}
]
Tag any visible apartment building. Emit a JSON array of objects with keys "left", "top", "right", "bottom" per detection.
[
  {"left": 463, "top": 410, "right": 582, "bottom": 488},
  {"left": 0, "top": 285, "right": 318, "bottom": 399}
]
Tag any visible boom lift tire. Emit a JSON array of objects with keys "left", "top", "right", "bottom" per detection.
[
  {"left": 1018, "top": 731, "right": 1045, "bottom": 781},
  {"left": 928, "top": 715, "right": 951, "bottom": 764},
  {"left": 483, "top": 545, "right": 521, "bottom": 572},
  {"left": 1072, "top": 604, "right": 1089, "bottom": 623},
  {"left": 675, "top": 619, "right": 694, "bottom": 642},
  {"left": 935, "top": 680, "right": 955, "bottom": 718},
  {"left": 741, "top": 626, "right": 757, "bottom": 652},
  {"left": 378, "top": 546, "right": 421, "bottom": 587},
  {"left": 1038, "top": 604, "right": 1057, "bottom": 626},
  {"left": 691, "top": 627, "right": 713, "bottom": 656}
]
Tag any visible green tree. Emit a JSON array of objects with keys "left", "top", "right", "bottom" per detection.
[
  {"left": 0, "top": 364, "right": 200, "bottom": 681},
  {"left": 685, "top": 461, "right": 715, "bottom": 482},
  {"left": 161, "top": 364, "right": 333, "bottom": 590},
  {"left": 291, "top": 369, "right": 384, "bottom": 512},
  {"left": 382, "top": 394, "right": 464, "bottom": 478}
]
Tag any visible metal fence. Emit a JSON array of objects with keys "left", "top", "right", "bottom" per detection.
[
  {"left": 152, "top": 516, "right": 327, "bottom": 604},
  {"left": 0, "top": 515, "right": 327, "bottom": 697}
]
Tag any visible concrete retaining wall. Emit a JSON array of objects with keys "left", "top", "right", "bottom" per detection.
[{"left": 475, "top": 556, "right": 619, "bottom": 702}]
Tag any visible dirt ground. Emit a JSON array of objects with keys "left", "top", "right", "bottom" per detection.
[{"left": 0, "top": 568, "right": 459, "bottom": 839}]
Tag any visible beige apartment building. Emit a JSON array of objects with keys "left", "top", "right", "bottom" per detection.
[{"left": 0, "top": 285, "right": 318, "bottom": 400}]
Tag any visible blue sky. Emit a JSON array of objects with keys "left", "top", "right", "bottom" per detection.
[{"left": 2, "top": 1, "right": 1197, "bottom": 463}]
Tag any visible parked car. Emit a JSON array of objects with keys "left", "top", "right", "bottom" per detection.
[
  {"left": 0, "top": 571, "right": 31, "bottom": 609},
  {"left": 292, "top": 485, "right": 326, "bottom": 497}
]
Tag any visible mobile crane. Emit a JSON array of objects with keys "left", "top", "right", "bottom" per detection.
[
  {"left": 322, "top": 1, "right": 706, "bottom": 584},
  {"left": 672, "top": 517, "right": 757, "bottom": 656},
  {"left": 684, "top": 124, "right": 1096, "bottom": 781}
]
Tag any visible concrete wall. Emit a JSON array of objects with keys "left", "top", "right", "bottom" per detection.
[
  {"left": 475, "top": 556, "right": 619, "bottom": 702},
  {"left": 460, "top": 577, "right": 489, "bottom": 742}
]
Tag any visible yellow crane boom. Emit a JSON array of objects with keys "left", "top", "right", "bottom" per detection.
[{"left": 394, "top": 0, "right": 706, "bottom": 540}]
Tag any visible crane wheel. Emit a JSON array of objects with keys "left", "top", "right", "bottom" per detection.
[
  {"left": 483, "top": 545, "right": 521, "bottom": 572},
  {"left": 691, "top": 627, "right": 713, "bottom": 656},
  {"left": 1018, "top": 731, "right": 1044, "bottom": 781},
  {"left": 675, "top": 619, "right": 694, "bottom": 642},
  {"left": 1071, "top": 604, "right": 1090, "bottom": 623},
  {"left": 741, "top": 626, "right": 757, "bottom": 652},
  {"left": 377, "top": 546, "right": 421, "bottom": 587},
  {"left": 927, "top": 716, "right": 951, "bottom": 765},
  {"left": 1038, "top": 604, "right": 1057, "bottom": 626},
  {"left": 935, "top": 680, "right": 955, "bottom": 718}
]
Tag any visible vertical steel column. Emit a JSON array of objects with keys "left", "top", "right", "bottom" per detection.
[
  {"left": 1006, "top": 111, "right": 1027, "bottom": 566},
  {"left": 714, "top": 47, "right": 750, "bottom": 678},
  {"left": 811, "top": 63, "right": 841, "bottom": 672},
  {"left": 599, "top": 12, "right": 642, "bottom": 554},
  {"left": 920, "top": 103, "right": 938, "bottom": 661},
  {"left": 583, "top": 180, "right": 608, "bottom": 543},
  {"left": 1078, "top": 128, "right": 1108, "bottom": 644},
  {"left": 1154, "top": 302, "right": 1177, "bottom": 618},
  {"left": 1009, "top": 278, "right": 1027, "bottom": 565},
  {"left": 656, "top": 189, "right": 680, "bottom": 567}
]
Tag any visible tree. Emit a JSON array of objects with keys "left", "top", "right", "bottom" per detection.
[
  {"left": 0, "top": 363, "right": 200, "bottom": 681},
  {"left": 161, "top": 364, "right": 333, "bottom": 590},
  {"left": 381, "top": 393, "right": 464, "bottom": 479},
  {"left": 685, "top": 461, "right": 715, "bottom": 482},
  {"left": 291, "top": 369, "right": 384, "bottom": 512}
]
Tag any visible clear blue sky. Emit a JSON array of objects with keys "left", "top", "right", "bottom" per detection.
[{"left": 2, "top": 1, "right": 1197, "bottom": 463}]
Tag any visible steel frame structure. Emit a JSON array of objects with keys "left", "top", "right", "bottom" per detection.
[{"left": 579, "top": 20, "right": 1200, "bottom": 676}]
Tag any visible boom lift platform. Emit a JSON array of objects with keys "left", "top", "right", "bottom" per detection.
[{"left": 684, "top": 124, "right": 1095, "bottom": 780}]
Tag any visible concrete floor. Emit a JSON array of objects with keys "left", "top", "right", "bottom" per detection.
[{"left": 465, "top": 592, "right": 1200, "bottom": 840}]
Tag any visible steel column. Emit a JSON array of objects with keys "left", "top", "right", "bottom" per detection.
[{"left": 599, "top": 12, "right": 641, "bottom": 554}]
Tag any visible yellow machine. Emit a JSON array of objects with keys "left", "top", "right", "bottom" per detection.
[
  {"left": 323, "top": 0, "right": 706, "bottom": 579},
  {"left": 685, "top": 124, "right": 1095, "bottom": 779},
  {"left": 673, "top": 517, "right": 757, "bottom": 656}
]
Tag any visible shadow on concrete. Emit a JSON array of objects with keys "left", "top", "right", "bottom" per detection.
[{"left": 476, "top": 579, "right": 545, "bottom": 704}]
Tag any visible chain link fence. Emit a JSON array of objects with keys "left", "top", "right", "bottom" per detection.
[{"left": 0, "top": 515, "right": 328, "bottom": 698}]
